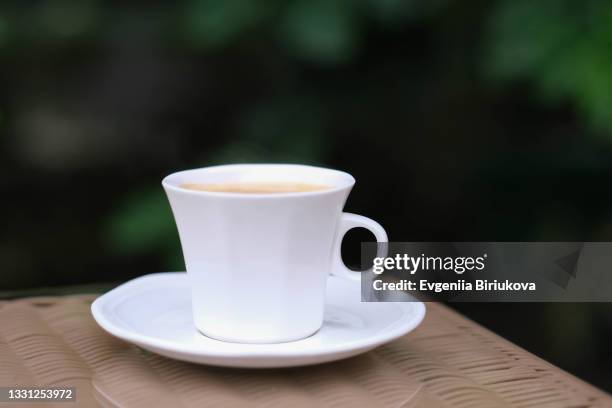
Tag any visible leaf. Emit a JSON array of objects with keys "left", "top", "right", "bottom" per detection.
[
  {"left": 237, "top": 96, "right": 328, "bottom": 161},
  {"left": 36, "top": 0, "right": 100, "bottom": 40},
  {"left": 278, "top": 0, "right": 361, "bottom": 64},
  {"left": 483, "top": 0, "right": 612, "bottom": 138},
  {"left": 364, "top": 0, "right": 447, "bottom": 25},
  {"left": 484, "top": 0, "right": 578, "bottom": 81},
  {"left": 104, "top": 188, "right": 177, "bottom": 254},
  {"left": 182, "top": 0, "right": 271, "bottom": 50},
  {"left": 0, "top": 14, "right": 9, "bottom": 46}
]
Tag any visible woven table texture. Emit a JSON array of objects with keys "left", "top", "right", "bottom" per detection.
[{"left": 0, "top": 295, "right": 609, "bottom": 408}]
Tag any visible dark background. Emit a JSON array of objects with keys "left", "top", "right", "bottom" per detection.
[{"left": 1, "top": 0, "right": 611, "bottom": 391}]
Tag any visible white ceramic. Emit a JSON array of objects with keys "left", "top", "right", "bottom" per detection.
[
  {"left": 91, "top": 273, "right": 426, "bottom": 368},
  {"left": 162, "top": 164, "right": 388, "bottom": 343}
]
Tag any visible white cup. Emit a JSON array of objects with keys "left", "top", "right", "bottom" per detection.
[{"left": 162, "top": 164, "right": 387, "bottom": 343}]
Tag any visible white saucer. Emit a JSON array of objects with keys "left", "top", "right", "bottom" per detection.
[{"left": 91, "top": 273, "right": 425, "bottom": 368}]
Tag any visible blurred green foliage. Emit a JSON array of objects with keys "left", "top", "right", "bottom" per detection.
[
  {"left": 182, "top": 0, "right": 271, "bottom": 50},
  {"left": 105, "top": 188, "right": 182, "bottom": 268},
  {"left": 0, "top": 0, "right": 611, "bottom": 269},
  {"left": 485, "top": 0, "right": 612, "bottom": 134},
  {"left": 1, "top": 0, "right": 611, "bottom": 268},
  {"left": 279, "top": 0, "right": 360, "bottom": 63}
]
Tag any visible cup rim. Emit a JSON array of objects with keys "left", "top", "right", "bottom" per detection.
[{"left": 162, "top": 163, "right": 356, "bottom": 199}]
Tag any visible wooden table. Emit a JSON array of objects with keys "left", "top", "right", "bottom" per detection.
[{"left": 0, "top": 295, "right": 609, "bottom": 407}]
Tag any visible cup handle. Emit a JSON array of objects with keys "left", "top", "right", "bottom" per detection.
[{"left": 331, "top": 213, "right": 388, "bottom": 282}]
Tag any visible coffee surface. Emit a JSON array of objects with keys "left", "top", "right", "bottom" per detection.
[{"left": 180, "top": 182, "right": 332, "bottom": 194}]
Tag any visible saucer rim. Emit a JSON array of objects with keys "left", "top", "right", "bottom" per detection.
[{"left": 91, "top": 272, "right": 426, "bottom": 359}]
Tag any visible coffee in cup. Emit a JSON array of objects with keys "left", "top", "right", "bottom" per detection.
[{"left": 180, "top": 182, "right": 332, "bottom": 194}]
